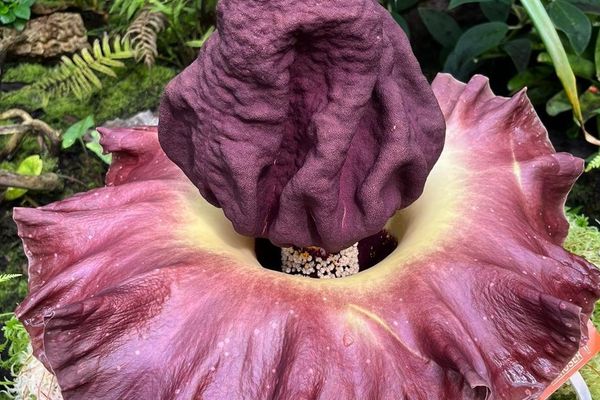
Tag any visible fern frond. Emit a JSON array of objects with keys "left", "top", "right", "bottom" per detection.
[
  {"left": 0, "top": 274, "right": 21, "bottom": 284},
  {"left": 126, "top": 9, "right": 167, "bottom": 67},
  {"left": 33, "top": 35, "right": 134, "bottom": 101},
  {"left": 586, "top": 152, "right": 600, "bottom": 172},
  {"left": 110, "top": 0, "right": 147, "bottom": 20}
]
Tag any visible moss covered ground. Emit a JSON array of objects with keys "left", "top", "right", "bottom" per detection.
[{"left": 1, "top": 63, "right": 176, "bottom": 130}]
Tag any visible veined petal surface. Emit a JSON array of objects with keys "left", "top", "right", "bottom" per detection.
[{"left": 14, "top": 75, "right": 600, "bottom": 400}]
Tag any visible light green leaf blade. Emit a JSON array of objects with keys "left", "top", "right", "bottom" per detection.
[
  {"left": 0, "top": 274, "right": 21, "bottom": 284},
  {"left": 62, "top": 115, "right": 95, "bottom": 149},
  {"left": 546, "top": 90, "right": 572, "bottom": 116},
  {"left": 13, "top": 3, "right": 30, "bottom": 20},
  {"left": 86, "top": 130, "right": 112, "bottom": 164},
  {"left": 579, "top": 87, "right": 600, "bottom": 121},
  {"left": 507, "top": 65, "right": 553, "bottom": 92},
  {"left": 537, "top": 51, "right": 594, "bottom": 79},
  {"left": 4, "top": 155, "right": 43, "bottom": 201}
]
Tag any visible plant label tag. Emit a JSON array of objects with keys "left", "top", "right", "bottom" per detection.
[{"left": 540, "top": 321, "right": 600, "bottom": 399}]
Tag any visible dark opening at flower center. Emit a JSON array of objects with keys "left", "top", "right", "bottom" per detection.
[{"left": 255, "top": 230, "right": 398, "bottom": 279}]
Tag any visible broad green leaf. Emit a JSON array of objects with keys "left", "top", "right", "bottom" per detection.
[
  {"left": 16, "top": 155, "right": 42, "bottom": 176},
  {"left": 86, "top": 130, "right": 112, "bottom": 164},
  {"left": 394, "top": 0, "right": 419, "bottom": 11},
  {"left": 527, "top": 85, "right": 563, "bottom": 105},
  {"left": 13, "top": 19, "right": 25, "bottom": 30},
  {"left": 391, "top": 12, "right": 410, "bottom": 38},
  {"left": 503, "top": 38, "right": 532, "bottom": 71},
  {"left": 448, "top": 0, "right": 492, "bottom": 9},
  {"left": 62, "top": 115, "right": 95, "bottom": 149},
  {"left": 481, "top": 0, "right": 511, "bottom": 21},
  {"left": 443, "top": 22, "right": 508, "bottom": 79},
  {"left": 537, "top": 52, "right": 594, "bottom": 79},
  {"left": 565, "top": 0, "right": 600, "bottom": 14},
  {"left": 507, "top": 65, "right": 554, "bottom": 92},
  {"left": 418, "top": 8, "right": 462, "bottom": 48},
  {"left": 13, "top": 3, "right": 30, "bottom": 20},
  {"left": 580, "top": 87, "right": 600, "bottom": 121},
  {"left": 547, "top": 0, "right": 591, "bottom": 54},
  {"left": 0, "top": 13, "right": 16, "bottom": 24},
  {"left": 546, "top": 90, "right": 572, "bottom": 116},
  {"left": 4, "top": 155, "right": 43, "bottom": 201}
]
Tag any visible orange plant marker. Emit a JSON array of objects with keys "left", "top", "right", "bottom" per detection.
[{"left": 540, "top": 322, "right": 600, "bottom": 399}]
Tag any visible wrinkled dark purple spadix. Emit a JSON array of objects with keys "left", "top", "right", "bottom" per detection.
[{"left": 158, "top": 0, "right": 445, "bottom": 252}]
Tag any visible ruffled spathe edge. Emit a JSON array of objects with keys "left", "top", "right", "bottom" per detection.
[{"left": 10, "top": 75, "right": 600, "bottom": 399}]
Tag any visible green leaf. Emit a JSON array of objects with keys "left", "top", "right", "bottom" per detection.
[
  {"left": 4, "top": 155, "right": 43, "bottom": 201},
  {"left": 391, "top": 11, "right": 410, "bottom": 38},
  {"left": 547, "top": 0, "right": 592, "bottom": 54},
  {"left": 62, "top": 115, "right": 95, "bottom": 149},
  {"left": 443, "top": 22, "right": 509, "bottom": 79},
  {"left": 12, "top": 3, "right": 29, "bottom": 19},
  {"left": 546, "top": 90, "right": 572, "bottom": 116},
  {"left": 585, "top": 151, "right": 600, "bottom": 172},
  {"left": 507, "top": 65, "right": 554, "bottom": 92},
  {"left": 126, "top": 0, "right": 141, "bottom": 20},
  {"left": 0, "top": 13, "right": 16, "bottom": 24},
  {"left": 12, "top": 18, "right": 25, "bottom": 30},
  {"left": 393, "top": 0, "right": 419, "bottom": 11},
  {"left": 565, "top": 0, "right": 600, "bottom": 14},
  {"left": 0, "top": 274, "right": 21, "bottom": 284},
  {"left": 418, "top": 8, "right": 462, "bottom": 48},
  {"left": 17, "top": 155, "right": 42, "bottom": 175},
  {"left": 448, "top": 0, "right": 492, "bottom": 9},
  {"left": 481, "top": 0, "right": 511, "bottom": 21},
  {"left": 521, "top": 0, "right": 588, "bottom": 140},
  {"left": 86, "top": 130, "right": 112, "bottom": 164},
  {"left": 579, "top": 87, "right": 600, "bottom": 121},
  {"left": 503, "top": 38, "right": 532, "bottom": 71},
  {"left": 537, "top": 52, "right": 594, "bottom": 79}
]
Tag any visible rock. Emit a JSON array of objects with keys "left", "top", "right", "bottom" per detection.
[
  {"left": 7, "top": 13, "right": 88, "bottom": 58},
  {"left": 102, "top": 110, "right": 159, "bottom": 128}
]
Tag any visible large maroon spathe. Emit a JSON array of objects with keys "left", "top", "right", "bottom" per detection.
[
  {"left": 13, "top": 75, "right": 600, "bottom": 399},
  {"left": 158, "top": 0, "right": 446, "bottom": 252}
]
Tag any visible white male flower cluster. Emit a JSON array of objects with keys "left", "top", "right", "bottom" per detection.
[{"left": 281, "top": 243, "right": 359, "bottom": 278}]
